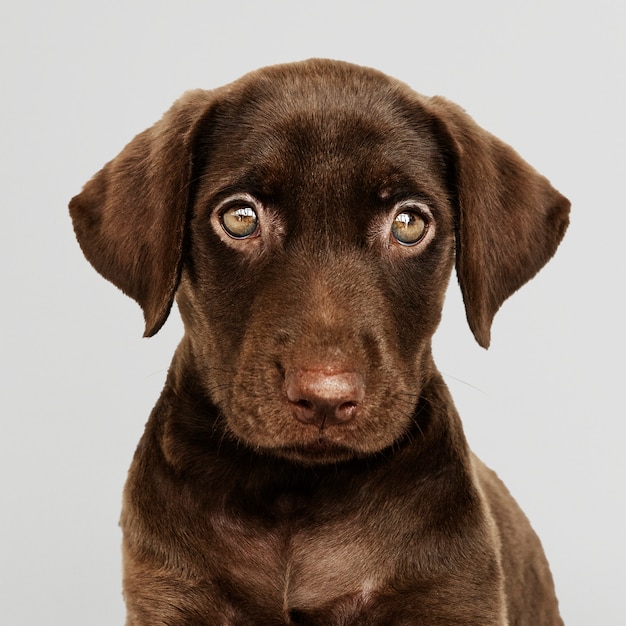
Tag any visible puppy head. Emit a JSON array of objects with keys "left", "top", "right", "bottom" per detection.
[{"left": 70, "top": 60, "right": 569, "bottom": 464}]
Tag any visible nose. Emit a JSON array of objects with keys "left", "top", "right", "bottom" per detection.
[{"left": 285, "top": 368, "right": 365, "bottom": 427}]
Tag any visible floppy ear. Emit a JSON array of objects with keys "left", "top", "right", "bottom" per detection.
[
  {"left": 69, "top": 90, "right": 215, "bottom": 337},
  {"left": 427, "top": 96, "right": 570, "bottom": 348}
]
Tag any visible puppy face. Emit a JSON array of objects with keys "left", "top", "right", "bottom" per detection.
[
  {"left": 177, "top": 70, "right": 456, "bottom": 463},
  {"left": 69, "top": 60, "right": 569, "bottom": 466}
]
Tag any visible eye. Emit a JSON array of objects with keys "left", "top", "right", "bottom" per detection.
[
  {"left": 391, "top": 208, "right": 428, "bottom": 246},
  {"left": 220, "top": 204, "right": 259, "bottom": 239}
]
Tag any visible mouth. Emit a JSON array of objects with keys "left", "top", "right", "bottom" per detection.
[{"left": 274, "top": 436, "right": 360, "bottom": 464}]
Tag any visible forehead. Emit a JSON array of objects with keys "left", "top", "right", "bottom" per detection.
[{"left": 195, "top": 63, "right": 450, "bottom": 206}]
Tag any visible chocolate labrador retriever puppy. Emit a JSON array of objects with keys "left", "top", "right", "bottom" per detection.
[{"left": 70, "top": 59, "right": 569, "bottom": 625}]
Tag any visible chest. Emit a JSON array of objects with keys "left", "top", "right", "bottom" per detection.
[{"left": 206, "top": 501, "right": 401, "bottom": 615}]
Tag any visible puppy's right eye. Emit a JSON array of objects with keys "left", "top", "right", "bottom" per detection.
[{"left": 220, "top": 205, "right": 259, "bottom": 239}]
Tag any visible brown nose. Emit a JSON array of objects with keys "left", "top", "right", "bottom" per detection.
[{"left": 285, "top": 368, "right": 365, "bottom": 427}]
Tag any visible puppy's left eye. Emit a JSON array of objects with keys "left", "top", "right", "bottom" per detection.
[
  {"left": 391, "top": 209, "right": 428, "bottom": 246},
  {"left": 220, "top": 205, "right": 259, "bottom": 239}
]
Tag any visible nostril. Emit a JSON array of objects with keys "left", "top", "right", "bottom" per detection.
[
  {"left": 291, "top": 398, "right": 316, "bottom": 424},
  {"left": 295, "top": 399, "right": 314, "bottom": 411},
  {"left": 339, "top": 401, "right": 357, "bottom": 412},
  {"left": 335, "top": 401, "right": 358, "bottom": 423}
]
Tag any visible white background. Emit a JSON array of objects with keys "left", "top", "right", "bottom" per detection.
[{"left": 1, "top": 1, "right": 624, "bottom": 624}]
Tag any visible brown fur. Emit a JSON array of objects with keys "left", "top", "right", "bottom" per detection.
[{"left": 69, "top": 59, "right": 569, "bottom": 625}]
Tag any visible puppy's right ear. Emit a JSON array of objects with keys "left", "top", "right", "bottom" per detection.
[{"left": 69, "top": 90, "right": 215, "bottom": 337}]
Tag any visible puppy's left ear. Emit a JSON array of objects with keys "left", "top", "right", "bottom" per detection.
[
  {"left": 426, "top": 97, "right": 570, "bottom": 348},
  {"left": 69, "top": 90, "right": 215, "bottom": 337}
]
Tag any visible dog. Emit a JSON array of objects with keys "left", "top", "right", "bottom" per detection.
[{"left": 70, "top": 59, "right": 569, "bottom": 625}]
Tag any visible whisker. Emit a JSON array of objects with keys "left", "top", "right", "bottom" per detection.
[{"left": 440, "top": 372, "right": 486, "bottom": 394}]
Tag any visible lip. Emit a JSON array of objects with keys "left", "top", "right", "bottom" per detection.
[{"left": 277, "top": 438, "right": 357, "bottom": 463}]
